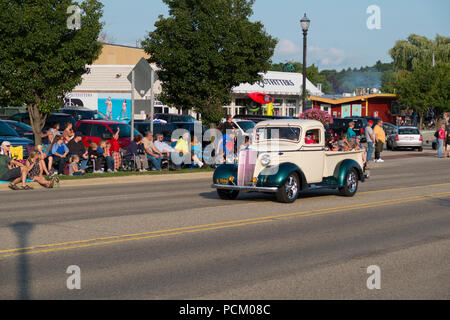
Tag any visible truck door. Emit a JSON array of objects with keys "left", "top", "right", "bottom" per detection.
[{"left": 300, "top": 127, "right": 325, "bottom": 183}]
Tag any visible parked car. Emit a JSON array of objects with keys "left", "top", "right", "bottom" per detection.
[
  {"left": 233, "top": 114, "right": 294, "bottom": 124},
  {"left": 230, "top": 119, "right": 256, "bottom": 137},
  {"left": 212, "top": 119, "right": 367, "bottom": 203},
  {"left": 3, "top": 120, "right": 34, "bottom": 141},
  {"left": 59, "top": 107, "right": 107, "bottom": 121},
  {"left": 0, "top": 120, "right": 33, "bottom": 158},
  {"left": 387, "top": 126, "right": 423, "bottom": 151},
  {"left": 75, "top": 120, "right": 141, "bottom": 149},
  {"left": 331, "top": 117, "right": 369, "bottom": 142},
  {"left": 382, "top": 122, "right": 397, "bottom": 137},
  {"left": 9, "top": 112, "right": 77, "bottom": 132},
  {"left": 154, "top": 113, "right": 197, "bottom": 123}
]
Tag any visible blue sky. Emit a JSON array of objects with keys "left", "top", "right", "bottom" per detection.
[{"left": 100, "top": 0, "right": 449, "bottom": 71}]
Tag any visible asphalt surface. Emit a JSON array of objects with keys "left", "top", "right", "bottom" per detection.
[{"left": 0, "top": 151, "right": 449, "bottom": 300}]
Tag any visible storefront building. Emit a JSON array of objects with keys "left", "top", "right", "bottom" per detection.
[
  {"left": 228, "top": 71, "right": 323, "bottom": 117},
  {"left": 309, "top": 94, "right": 398, "bottom": 123}
]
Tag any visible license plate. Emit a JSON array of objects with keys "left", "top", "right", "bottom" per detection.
[{"left": 218, "top": 178, "right": 229, "bottom": 185}]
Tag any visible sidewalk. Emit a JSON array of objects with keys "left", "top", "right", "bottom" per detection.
[{"left": 0, "top": 171, "right": 214, "bottom": 191}]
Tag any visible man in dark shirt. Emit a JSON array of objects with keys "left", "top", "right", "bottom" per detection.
[
  {"left": 67, "top": 132, "right": 89, "bottom": 170},
  {"left": 221, "top": 115, "right": 235, "bottom": 135}
]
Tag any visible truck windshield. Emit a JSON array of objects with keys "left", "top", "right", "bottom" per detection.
[{"left": 256, "top": 127, "right": 300, "bottom": 142}]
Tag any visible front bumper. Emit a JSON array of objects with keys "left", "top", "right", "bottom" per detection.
[{"left": 212, "top": 184, "right": 278, "bottom": 193}]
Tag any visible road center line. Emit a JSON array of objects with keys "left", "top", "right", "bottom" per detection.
[{"left": 1, "top": 191, "right": 449, "bottom": 259}]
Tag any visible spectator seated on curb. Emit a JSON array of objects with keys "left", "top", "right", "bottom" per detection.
[
  {"left": 0, "top": 145, "right": 31, "bottom": 190},
  {"left": 68, "top": 155, "right": 85, "bottom": 176},
  {"left": 154, "top": 133, "right": 179, "bottom": 170},
  {"left": 88, "top": 143, "right": 104, "bottom": 173},
  {"left": 34, "top": 145, "right": 50, "bottom": 176},
  {"left": 26, "top": 151, "right": 55, "bottom": 188},
  {"left": 103, "top": 142, "right": 115, "bottom": 172},
  {"left": 47, "top": 135, "right": 69, "bottom": 175},
  {"left": 190, "top": 135, "right": 204, "bottom": 168},
  {"left": 143, "top": 131, "right": 162, "bottom": 171},
  {"left": 124, "top": 135, "right": 149, "bottom": 172},
  {"left": 67, "top": 132, "right": 89, "bottom": 171}
]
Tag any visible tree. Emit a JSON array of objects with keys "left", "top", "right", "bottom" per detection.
[
  {"left": 387, "top": 34, "right": 450, "bottom": 127},
  {"left": 0, "top": 0, "right": 103, "bottom": 145},
  {"left": 142, "top": 0, "right": 277, "bottom": 125}
]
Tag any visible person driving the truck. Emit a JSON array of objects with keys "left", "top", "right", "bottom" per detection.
[{"left": 305, "top": 131, "right": 317, "bottom": 144}]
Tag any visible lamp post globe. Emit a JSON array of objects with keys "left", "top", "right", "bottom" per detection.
[{"left": 301, "top": 13, "right": 310, "bottom": 32}]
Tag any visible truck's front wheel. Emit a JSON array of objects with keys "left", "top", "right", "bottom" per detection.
[
  {"left": 339, "top": 169, "right": 359, "bottom": 197},
  {"left": 217, "top": 189, "right": 240, "bottom": 200},
  {"left": 276, "top": 173, "right": 299, "bottom": 203}
]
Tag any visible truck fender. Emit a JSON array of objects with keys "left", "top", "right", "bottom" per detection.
[
  {"left": 333, "top": 159, "right": 364, "bottom": 187},
  {"left": 258, "top": 163, "right": 307, "bottom": 190},
  {"left": 213, "top": 164, "right": 238, "bottom": 184}
]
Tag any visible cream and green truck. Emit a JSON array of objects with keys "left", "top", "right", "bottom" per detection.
[{"left": 212, "top": 119, "right": 367, "bottom": 203}]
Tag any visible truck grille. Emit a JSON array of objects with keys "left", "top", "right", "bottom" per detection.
[{"left": 237, "top": 149, "right": 258, "bottom": 186}]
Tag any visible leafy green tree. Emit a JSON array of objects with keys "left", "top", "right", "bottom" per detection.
[
  {"left": 143, "top": 0, "right": 277, "bottom": 125},
  {"left": 387, "top": 34, "right": 449, "bottom": 127},
  {"left": 0, "top": 0, "right": 103, "bottom": 144}
]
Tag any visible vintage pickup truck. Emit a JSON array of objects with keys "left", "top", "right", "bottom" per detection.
[{"left": 212, "top": 119, "right": 367, "bottom": 203}]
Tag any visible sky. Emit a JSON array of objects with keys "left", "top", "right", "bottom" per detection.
[{"left": 100, "top": 0, "right": 449, "bottom": 71}]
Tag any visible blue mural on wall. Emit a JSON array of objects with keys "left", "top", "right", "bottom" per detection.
[{"left": 98, "top": 93, "right": 132, "bottom": 122}]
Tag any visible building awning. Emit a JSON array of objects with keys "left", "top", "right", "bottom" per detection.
[{"left": 309, "top": 94, "right": 397, "bottom": 105}]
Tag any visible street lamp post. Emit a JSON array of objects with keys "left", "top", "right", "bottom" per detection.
[{"left": 300, "top": 13, "right": 310, "bottom": 115}]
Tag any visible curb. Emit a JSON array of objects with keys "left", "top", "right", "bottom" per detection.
[{"left": 0, "top": 171, "right": 214, "bottom": 191}]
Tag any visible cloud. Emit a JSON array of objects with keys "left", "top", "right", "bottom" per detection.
[
  {"left": 275, "top": 39, "right": 301, "bottom": 55},
  {"left": 274, "top": 39, "right": 354, "bottom": 70},
  {"left": 308, "top": 46, "right": 348, "bottom": 68}
]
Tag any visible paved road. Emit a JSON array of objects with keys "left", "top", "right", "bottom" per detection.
[{"left": 0, "top": 153, "right": 449, "bottom": 299}]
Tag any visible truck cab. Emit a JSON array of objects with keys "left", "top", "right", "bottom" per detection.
[{"left": 212, "top": 119, "right": 366, "bottom": 203}]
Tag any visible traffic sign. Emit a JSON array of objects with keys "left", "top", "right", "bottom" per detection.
[{"left": 127, "top": 57, "right": 156, "bottom": 97}]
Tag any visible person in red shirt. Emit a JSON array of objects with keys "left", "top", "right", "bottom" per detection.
[
  {"left": 109, "top": 127, "right": 121, "bottom": 170},
  {"left": 437, "top": 123, "right": 446, "bottom": 158}
]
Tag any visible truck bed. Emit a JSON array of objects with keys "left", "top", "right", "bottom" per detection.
[{"left": 323, "top": 150, "right": 364, "bottom": 177}]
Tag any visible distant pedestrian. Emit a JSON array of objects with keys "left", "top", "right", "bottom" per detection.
[
  {"left": 436, "top": 123, "right": 445, "bottom": 158},
  {"left": 365, "top": 120, "right": 375, "bottom": 166},
  {"left": 374, "top": 120, "right": 386, "bottom": 163},
  {"left": 347, "top": 121, "right": 357, "bottom": 142}
]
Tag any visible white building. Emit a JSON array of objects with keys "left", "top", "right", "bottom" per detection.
[{"left": 228, "top": 71, "right": 323, "bottom": 117}]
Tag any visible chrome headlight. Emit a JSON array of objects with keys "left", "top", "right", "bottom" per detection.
[{"left": 261, "top": 154, "right": 271, "bottom": 166}]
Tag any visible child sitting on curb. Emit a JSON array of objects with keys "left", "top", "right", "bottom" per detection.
[{"left": 69, "top": 155, "right": 85, "bottom": 176}]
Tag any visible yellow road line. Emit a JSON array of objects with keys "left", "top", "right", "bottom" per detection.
[{"left": 1, "top": 191, "right": 449, "bottom": 259}]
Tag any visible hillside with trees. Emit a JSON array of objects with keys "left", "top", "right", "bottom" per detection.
[{"left": 271, "top": 61, "right": 394, "bottom": 95}]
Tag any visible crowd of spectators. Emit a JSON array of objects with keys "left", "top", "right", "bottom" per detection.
[{"left": 0, "top": 121, "right": 211, "bottom": 190}]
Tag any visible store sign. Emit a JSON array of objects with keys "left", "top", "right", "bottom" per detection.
[{"left": 257, "top": 78, "right": 296, "bottom": 88}]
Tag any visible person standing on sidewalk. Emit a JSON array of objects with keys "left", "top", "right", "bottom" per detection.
[
  {"left": 436, "top": 123, "right": 446, "bottom": 158},
  {"left": 374, "top": 120, "right": 386, "bottom": 163},
  {"left": 365, "top": 120, "right": 375, "bottom": 166}
]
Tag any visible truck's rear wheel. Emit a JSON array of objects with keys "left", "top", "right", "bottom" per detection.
[
  {"left": 217, "top": 189, "right": 240, "bottom": 200},
  {"left": 276, "top": 173, "right": 299, "bottom": 203},
  {"left": 339, "top": 169, "right": 359, "bottom": 197}
]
